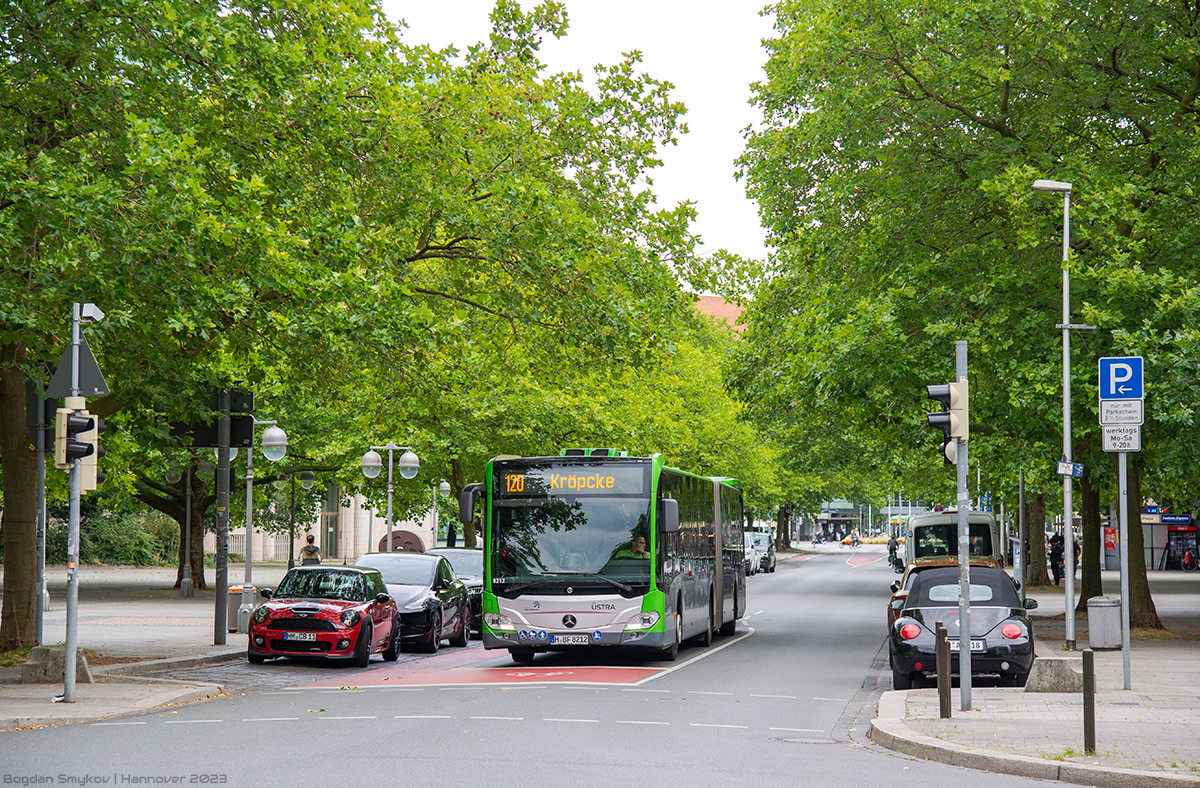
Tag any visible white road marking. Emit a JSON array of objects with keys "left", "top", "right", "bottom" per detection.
[
  {"left": 634, "top": 626, "right": 754, "bottom": 685},
  {"left": 690, "top": 723, "right": 749, "bottom": 729},
  {"left": 320, "top": 716, "right": 377, "bottom": 720},
  {"left": 753, "top": 610, "right": 765, "bottom": 615},
  {"left": 395, "top": 715, "right": 451, "bottom": 719},
  {"left": 623, "top": 688, "right": 671, "bottom": 693},
  {"left": 543, "top": 718, "right": 599, "bottom": 723},
  {"left": 751, "top": 694, "right": 796, "bottom": 699},
  {"left": 380, "top": 687, "right": 424, "bottom": 692},
  {"left": 563, "top": 686, "right": 608, "bottom": 691},
  {"left": 91, "top": 722, "right": 145, "bottom": 726},
  {"left": 164, "top": 719, "right": 222, "bottom": 724},
  {"left": 616, "top": 720, "right": 670, "bottom": 725},
  {"left": 243, "top": 717, "right": 299, "bottom": 722},
  {"left": 691, "top": 691, "right": 733, "bottom": 696},
  {"left": 770, "top": 727, "right": 825, "bottom": 733},
  {"left": 813, "top": 697, "right": 849, "bottom": 702},
  {"left": 472, "top": 716, "right": 523, "bottom": 720},
  {"left": 320, "top": 689, "right": 365, "bottom": 694}
]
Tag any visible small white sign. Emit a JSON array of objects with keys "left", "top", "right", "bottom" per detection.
[
  {"left": 1100, "top": 399, "right": 1144, "bottom": 425},
  {"left": 1102, "top": 425, "right": 1141, "bottom": 453}
]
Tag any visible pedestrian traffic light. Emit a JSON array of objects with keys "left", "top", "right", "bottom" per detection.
[
  {"left": 54, "top": 408, "right": 95, "bottom": 469},
  {"left": 79, "top": 416, "right": 104, "bottom": 492},
  {"left": 926, "top": 380, "right": 969, "bottom": 465}
]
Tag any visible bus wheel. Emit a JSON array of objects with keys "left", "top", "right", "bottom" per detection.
[
  {"left": 510, "top": 648, "right": 535, "bottom": 664},
  {"left": 662, "top": 608, "right": 681, "bottom": 661}
]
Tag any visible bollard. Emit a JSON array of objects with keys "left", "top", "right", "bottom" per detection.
[
  {"left": 936, "top": 622, "right": 951, "bottom": 719},
  {"left": 1083, "top": 649, "right": 1096, "bottom": 755}
]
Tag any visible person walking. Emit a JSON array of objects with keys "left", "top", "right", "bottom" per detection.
[
  {"left": 1049, "top": 536, "right": 1064, "bottom": 586},
  {"left": 299, "top": 533, "right": 322, "bottom": 565}
]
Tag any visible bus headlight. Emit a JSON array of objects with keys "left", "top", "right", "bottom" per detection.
[
  {"left": 624, "top": 612, "right": 660, "bottom": 631},
  {"left": 484, "top": 612, "right": 516, "bottom": 632}
]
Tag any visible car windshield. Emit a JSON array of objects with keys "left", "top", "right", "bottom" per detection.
[
  {"left": 912, "top": 522, "right": 994, "bottom": 559},
  {"left": 355, "top": 554, "right": 435, "bottom": 587},
  {"left": 752, "top": 534, "right": 770, "bottom": 549},
  {"left": 430, "top": 549, "right": 482, "bottom": 578},
  {"left": 274, "top": 569, "right": 368, "bottom": 602},
  {"left": 907, "top": 568, "right": 1019, "bottom": 608}
]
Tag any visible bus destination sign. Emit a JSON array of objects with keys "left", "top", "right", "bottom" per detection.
[{"left": 496, "top": 464, "right": 645, "bottom": 498}]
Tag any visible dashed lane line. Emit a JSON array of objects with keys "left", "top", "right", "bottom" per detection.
[
  {"left": 544, "top": 718, "right": 600, "bottom": 723},
  {"left": 164, "top": 719, "right": 222, "bottom": 724},
  {"left": 243, "top": 717, "right": 299, "bottom": 722},
  {"left": 752, "top": 694, "right": 796, "bottom": 699},
  {"left": 690, "top": 723, "right": 749, "bottom": 729},
  {"left": 691, "top": 691, "right": 734, "bottom": 696},
  {"left": 617, "top": 720, "right": 671, "bottom": 725},
  {"left": 395, "top": 715, "right": 451, "bottom": 719},
  {"left": 472, "top": 716, "right": 524, "bottom": 720}
]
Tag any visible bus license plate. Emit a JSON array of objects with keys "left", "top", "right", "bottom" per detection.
[
  {"left": 948, "top": 639, "right": 983, "bottom": 652},
  {"left": 284, "top": 632, "right": 317, "bottom": 641},
  {"left": 551, "top": 634, "right": 590, "bottom": 645}
]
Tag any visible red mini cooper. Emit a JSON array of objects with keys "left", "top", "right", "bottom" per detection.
[{"left": 248, "top": 566, "right": 399, "bottom": 667}]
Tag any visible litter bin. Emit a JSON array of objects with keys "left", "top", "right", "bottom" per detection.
[
  {"left": 1087, "top": 595, "right": 1121, "bottom": 649},
  {"left": 228, "top": 585, "right": 256, "bottom": 633}
]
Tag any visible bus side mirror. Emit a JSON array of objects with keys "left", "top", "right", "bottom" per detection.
[
  {"left": 459, "top": 483, "right": 484, "bottom": 525},
  {"left": 660, "top": 498, "right": 679, "bottom": 534}
]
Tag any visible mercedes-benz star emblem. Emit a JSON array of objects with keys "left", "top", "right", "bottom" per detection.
[{"left": 563, "top": 615, "right": 577, "bottom": 628}]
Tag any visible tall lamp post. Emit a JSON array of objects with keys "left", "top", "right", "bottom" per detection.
[
  {"left": 437, "top": 480, "right": 452, "bottom": 546},
  {"left": 1033, "top": 178, "right": 1084, "bottom": 650},
  {"left": 361, "top": 443, "right": 419, "bottom": 552},
  {"left": 237, "top": 420, "right": 287, "bottom": 633},
  {"left": 287, "top": 469, "right": 317, "bottom": 569}
]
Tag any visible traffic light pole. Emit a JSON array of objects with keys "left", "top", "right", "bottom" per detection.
[
  {"left": 63, "top": 303, "right": 84, "bottom": 702},
  {"left": 955, "top": 340, "right": 972, "bottom": 711}
]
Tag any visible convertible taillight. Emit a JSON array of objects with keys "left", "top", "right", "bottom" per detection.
[
  {"left": 1001, "top": 623, "right": 1023, "bottom": 639},
  {"left": 900, "top": 623, "right": 921, "bottom": 640}
]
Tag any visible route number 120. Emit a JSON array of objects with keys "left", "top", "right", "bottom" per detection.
[{"left": 505, "top": 474, "right": 525, "bottom": 493}]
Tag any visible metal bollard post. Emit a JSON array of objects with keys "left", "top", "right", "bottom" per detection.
[
  {"left": 936, "top": 622, "right": 951, "bottom": 719},
  {"left": 1083, "top": 648, "right": 1096, "bottom": 754}
]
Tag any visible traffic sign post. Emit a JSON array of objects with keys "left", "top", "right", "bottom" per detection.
[{"left": 1098, "top": 356, "right": 1142, "bottom": 691}]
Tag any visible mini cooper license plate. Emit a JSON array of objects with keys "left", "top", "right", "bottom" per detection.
[
  {"left": 948, "top": 639, "right": 984, "bottom": 652},
  {"left": 284, "top": 631, "right": 317, "bottom": 641},
  {"left": 551, "top": 634, "right": 591, "bottom": 645}
]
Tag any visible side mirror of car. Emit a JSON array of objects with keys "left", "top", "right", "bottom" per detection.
[
  {"left": 1023, "top": 598, "right": 1039, "bottom": 610},
  {"left": 259, "top": 588, "right": 273, "bottom": 600},
  {"left": 890, "top": 581, "right": 901, "bottom": 593},
  {"left": 890, "top": 598, "right": 906, "bottom": 611},
  {"left": 375, "top": 593, "right": 391, "bottom": 604}
]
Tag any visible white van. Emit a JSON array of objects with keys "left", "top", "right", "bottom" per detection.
[{"left": 903, "top": 510, "right": 1003, "bottom": 567}]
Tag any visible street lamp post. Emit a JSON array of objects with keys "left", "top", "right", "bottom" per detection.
[
  {"left": 237, "top": 420, "right": 286, "bottom": 633},
  {"left": 437, "top": 480, "right": 451, "bottom": 546},
  {"left": 1033, "top": 177, "right": 1078, "bottom": 650},
  {"left": 287, "top": 469, "right": 316, "bottom": 570},
  {"left": 361, "top": 443, "right": 419, "bottom": 552}
]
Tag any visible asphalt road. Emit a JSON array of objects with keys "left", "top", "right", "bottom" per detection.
[{"left": 0, "top": 553, "right": 1052, "bottom": 787}]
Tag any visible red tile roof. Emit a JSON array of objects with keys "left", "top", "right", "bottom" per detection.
[{"left": 695, "top": 295, "right": 745, "bottom": 332}]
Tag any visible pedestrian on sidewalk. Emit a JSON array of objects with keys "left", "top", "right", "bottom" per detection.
[
  {"left": 1049, "top": 535, "right": 1063, "bottom": 585},
  {"left": 299, "top": 534, "right": 322, "bottom": 565}
]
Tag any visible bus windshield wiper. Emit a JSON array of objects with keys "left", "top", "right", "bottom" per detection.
[{"left": 573, "top": 573, "right": 633, "bottom": 594}]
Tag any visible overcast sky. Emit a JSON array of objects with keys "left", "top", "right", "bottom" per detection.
[{"left": 381, "top": 1, "right": 775, "bottom": 263}]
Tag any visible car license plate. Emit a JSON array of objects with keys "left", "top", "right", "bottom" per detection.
[
  {"left": 283, "top": 632, "right": 317, "bottom": 641},
  {"left": 551, "top": 634, "right": 590, "bottom": 645},
  {"left": 948, "top": 639, "right": 984, "bottom": 652}
]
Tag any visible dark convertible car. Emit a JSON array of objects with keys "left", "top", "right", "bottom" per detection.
[
  {"left": 889, "top": 565, "right": 1037, "bottom": 689},
  {"left": 354, "top": 552, "right": 470, "bottom": 653}
]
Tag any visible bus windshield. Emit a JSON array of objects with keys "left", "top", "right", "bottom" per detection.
[{"left": 491, "top": 461, "right": 652, "bottom": 595}]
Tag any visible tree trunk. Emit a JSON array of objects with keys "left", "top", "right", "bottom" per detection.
[
  {"left": 1026, "top": 492, "right": 1051, "bottom": 587},
  {"left": 1122, "top": 461, "right": 1162, "bottom": 629},
  {"left": 0, "top": 343, "right": 39, "bottom": 650},
  {"left": 1076, "top": 468, "right": 1103, "bottom": 611}
]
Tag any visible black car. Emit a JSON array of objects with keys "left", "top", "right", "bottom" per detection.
[
  {"left": 353, "top": 552, "right": 470, "bottom": 653},
  {"left": 427, "top": 547, "right": 483, "bottom": 638},
  {"left": 889, "top": 565, "right": 1037, "bottom": 689}
]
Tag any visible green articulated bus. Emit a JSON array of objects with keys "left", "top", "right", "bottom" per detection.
[{"left": 457, "top": 448, "right": 746, "bottom": 664}]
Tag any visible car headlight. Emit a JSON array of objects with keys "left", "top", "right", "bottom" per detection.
[
  {"left": 341, "top": 610, "right": 361, "bottom": 627},
  {"left": 623, "top": 612, "right": 660, "bottom": 632},
  {"left": 484, "top": 612, "right": 516, "bottom": 632},
  {"left": 252, "top": 606, "right": 269, "bottom": 624}
]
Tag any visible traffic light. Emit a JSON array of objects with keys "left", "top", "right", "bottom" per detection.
[
  {"left": 54, "top": 408, "right": 95, "bottom": 469},
  {"left": 79, "top": 416, "right": 104, "bottom": 492},
  {"left": 926, "top": 380, "right": 969, "bottom": 465}
]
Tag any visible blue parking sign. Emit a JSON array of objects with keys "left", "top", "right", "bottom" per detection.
[{"left": 1098, "top": 357, "right": 1143, "bottom": 400}]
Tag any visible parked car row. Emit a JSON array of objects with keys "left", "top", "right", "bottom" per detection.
[
  {"left": 248, "top": 548, "right": 482, "bottom": 668},
  {"left": 743, "top": 531, "right": 777, "bottom": 575}
]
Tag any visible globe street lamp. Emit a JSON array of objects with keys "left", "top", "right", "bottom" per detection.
[
  {"left": 238, "top": 420, "right": 287, "bottom": 633},
  {"left": 362, "top": 443, "right": 419, "bottom": 552},
  {"left": 1033, "top": 177, "right": 1083, "bottom": 650}
]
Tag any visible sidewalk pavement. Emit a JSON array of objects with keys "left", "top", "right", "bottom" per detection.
[
  {"left": 0, "top": 563, "right": 291, "bottom": 731},
  {"left": 2, "top": 561, "right": 1199, "bottom": 788},
  {"left": 869, "top": 577, "right": 1200, "bottom": 787}
]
